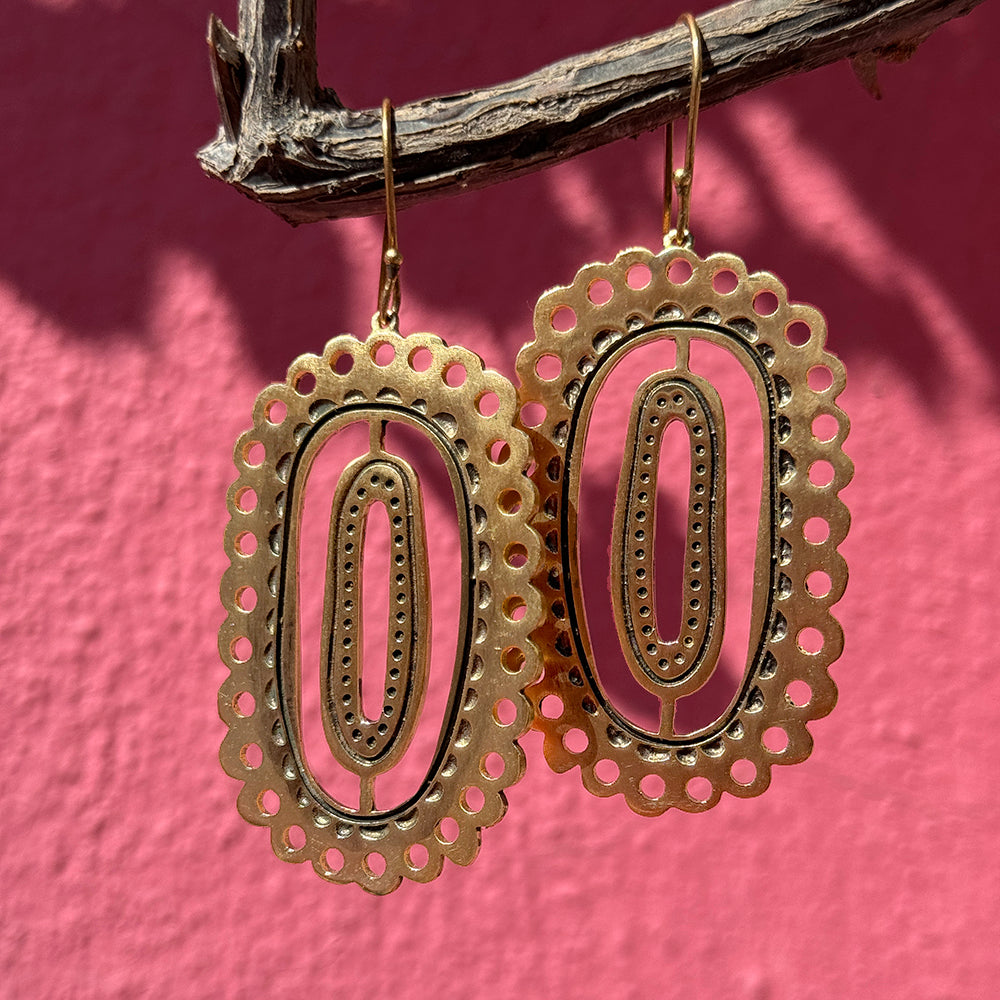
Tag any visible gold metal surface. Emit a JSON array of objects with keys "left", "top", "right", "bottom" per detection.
[
  {"left": 610, "top": 368, "right": 726, "bottom": 736},
  {"left": 664, "top": 13, "right": 703, "bottom": 247},
  {"left": 377, "top": 98, "right": 402, "bottom": 330},
  {"left": 318, "top": 440, "right": 429, "bottom": 810},
  {"left": 516, "top": 244, "right": 852, "bottom": 815},
  {"left": 220, "top": 325, "right": 542, "bottom": 892}
]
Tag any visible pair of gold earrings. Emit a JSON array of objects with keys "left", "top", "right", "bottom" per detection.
[{"left": 218, "top": 16, "right": 851, "bottom": 894}]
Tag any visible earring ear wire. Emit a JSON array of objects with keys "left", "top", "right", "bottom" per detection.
[
  {"left": 664, "top": 12, "right": 703, "bottom": 248},
  {"left": 377, "top": 97, "right": 403, "bottom": 331}
]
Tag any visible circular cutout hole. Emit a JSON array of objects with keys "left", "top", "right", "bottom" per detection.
[
  {"left": 805, "top": 570, "right": 832, "bottom": 597},
  {"left": 753, "top": 290, "right": 779, "bottom": 316},
  {"left": 258, "top": 789, "right": 280, "bottom": 816},
  {"left": 443, "top": 362, "right": 467, "bottom": 387},
  {"left": 493, "top": 698, "right": 517, "bottom": 726},
  {"left": 504, "top": 542, "right": 529, "bottom": 568},
  {"left": 562, "top": 728, "right": 589, "bottom": 754},
  {"left": 331, "top": 352, "right": 354, "bottom": 375},
  {"left": 476, "top": 391, "right": 500, "bottom": 416},
  {"left": 498, "top": 489, "right": 522, "bottom": 515},
  {"left": 640, "top": 774, "right": 666, "bottom": 799},
  {"left": 233, "top": 691, "right": 255, "bottom": 718},
  {"left": 437, "top": 817, "right": 460, "bottom": 844},
  {"left": 519, "top": 402, "right": 546, "bottom": 428},
  {"left": 500, "top": 646, "right": 525, "bottom": 674},
  {"left": 488, "top": 439, "right": 510, "bottom": 465},
  {"left": 235, "top": 487, "right": 257, "bottom": 513},
  {"left": 365, "top": 852, "right": 387, "bottom": 877},
  {"left": 685, "top": 776, "right": 712, "bottom": 803},
  {"left": 535, "top": 354, "right": 562, "bottom": 380},
  {"left": 324, "top": 847, "right": 345, "bottom": 873},
  {"left": 786, "top": 679, "right": 813, "bottom": 706},
  {"left": 408, "top": 346, "right": 433, "bottom": 372},
  {"left": 235, "top": 531, "right": 257, "bottom": 556},
  {"left": 240, "top": 742, "right": 263, "bottom": 769},
  {"left": 667, "top": 259, "right": 692, "bottom": 283},
  {"left": 804, "top": 517, "right": 830, "bottom": 543},
  {"left": 503, "top": 595, "right": 527, "bottom": 622},
  {"left": 785, "top": 321, "right": 811, "bottom": 346},
  {"left": 294, "top": 371, "right": 316, "bottom": 395},
  {"left": 811, "top": 413, "right": 839, "bottom": 442},
  {"left": 797, "top": 627, "right": 824, "bottom": 654},
  {"left": 284, "top": 825, "right": 306, "bottom": 851},
  {"left": 406, "top": 843, "right": 429, "bottom": 870},
  {"left": 235, "top": 586, "right": 257, "bottom": 612},
  {"left": 481, "top": 752, "right": 506, "bottom": 779},
  {"left": 808, "top": 365, "right": 834, "bottom": 391},
  {"left": 594, "top": 758, "right": 620, "bottom": 785},
  {"left": 264, "top": 400, "right": 287, "bottom": 424},
  {"left": 539, "top": 694, "right": 563, "bottom": 719},
  {"left": 588, "top": 278, "right": 614, "bottom": 305},
  {"left": 712, "top": 268, "right": 738, "bottom": 293},
  {"left": 551, "top": 305, "right": 576, "bottom": 332},
  {"left": 762, "top": 726, "right": 789, "bottom": 753},
  {"left": 627, "top": 263, "right": 652, "bottom": 289},
  {"left": 373, "top": 341, "right": 395, "bottom": 367},
  {"left": 230, "top": 636, "right": 252, "bottom": 663},
  {"left": 243, "top": 441, "right": 265, "bottom": 467},
  {"left": 462, "top": 786, "right": 485, "bottom": 814},
  {"left": 730, "top": 759, "right": 757, "bottom": 785},
  {"left": 809, "top": 460, "right": 835, "bottom": 487}
]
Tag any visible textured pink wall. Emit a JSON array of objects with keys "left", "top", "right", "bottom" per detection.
[{"left": 3, "top": 1, "right": 999, "bottom": 997}]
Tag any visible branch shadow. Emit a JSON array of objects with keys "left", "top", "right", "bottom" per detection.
[
  {"left": 7, "top": 0, "right": 994, "bottom": 391},
  {"left": 702, "top": 16, "right": 1000, "bottom": 402},
  {"left": 0, "top": 1, "right": 354, "bottom": 378},
  {"left": 3, "top": 0, "right": 997, "bottom": 750}
]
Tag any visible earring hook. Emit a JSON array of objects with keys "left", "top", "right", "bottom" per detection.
[
  {"left": 664, "top": 13, "right": 703, "bottom": 248},
  {"left": 377, "top": 97, "right": 402, "bottom": 330}
]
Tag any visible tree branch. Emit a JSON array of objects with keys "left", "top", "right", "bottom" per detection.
[{"left": 197, "top": 0, "right": 985, "bottom": 225}]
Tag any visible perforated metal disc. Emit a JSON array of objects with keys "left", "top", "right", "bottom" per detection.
[
  {"left": 220, "top": 326, "right": 542, "bottom": 892},
  {"left": 516, "top": 246, "right": 852, "bottom": 815}
]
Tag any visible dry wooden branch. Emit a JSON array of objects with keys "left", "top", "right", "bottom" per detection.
[{"left": 197, "top": 0, "right": 985, "bottom": 225}]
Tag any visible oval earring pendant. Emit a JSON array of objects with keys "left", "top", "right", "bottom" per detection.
[
  {"left": 516, "top": 246, "right": 851, "bottom": 815},
  {"left": 219, "top": 326, "right": 541, "bottom": 892}
]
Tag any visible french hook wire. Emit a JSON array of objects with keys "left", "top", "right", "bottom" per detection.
[
  {"left": 664, "top": 12, "right": 703, "bottom": 248},
  {"left": 377, "top": 97, "right": 402, "bottom": 330}
]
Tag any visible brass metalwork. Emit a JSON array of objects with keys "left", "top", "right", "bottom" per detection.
[
  {"left": 611, "top": 368, "right": 726, "bottom": 736},
  {"left": 219, "top": 101, "right": 541, "bottom": 892},
  {"left": 516, "top": 11, "right": 850, "bottom": 816},
  {"left": 664, "top": 12, "right": 702, "bottom": 247},
  {"left": 220, "top": 327, "right": 542, "bottom": 891},
  {"left": 319, "top": 439, "right": 429, "bottom": 807},
  {"left": 517, "top": 245, "right": 851, "bottom": 815},
  {"left": 377, "top": 98, "right": 402, "bottom": 330}
]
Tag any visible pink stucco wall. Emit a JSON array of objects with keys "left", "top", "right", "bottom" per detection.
[{"left": 3, "top": 2, "right": 999, "bottom": 997}]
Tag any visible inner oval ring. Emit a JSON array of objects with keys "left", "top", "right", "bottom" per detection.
[
  {"left": 561, "top": 321, "right": 775, "bottom": 744},
  {"left": 279, "top": 404, "right": 475, "bottom": 820}
]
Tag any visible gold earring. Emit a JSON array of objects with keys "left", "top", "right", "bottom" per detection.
[
  {"left": 516, "top": 15, "right": 852, "bottom": 815},
  {"left": 219, "top": 99, "right": 542, "bottom": 892}
]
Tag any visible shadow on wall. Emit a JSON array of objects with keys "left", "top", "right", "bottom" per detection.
[{"left": 2, "top": 0, "right": 997, "bottom": 393}]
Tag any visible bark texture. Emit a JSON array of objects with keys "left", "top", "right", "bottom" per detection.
[{"left": 197, "top": 0, "right": 985, "bottom": 224}]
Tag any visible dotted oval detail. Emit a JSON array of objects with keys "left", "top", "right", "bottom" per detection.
[
  {"left": 321, "top": 454, "right": 427, "bottom": 770},
  {"left": 611, "top": 370, "right": 726, "bottom": 722}
]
